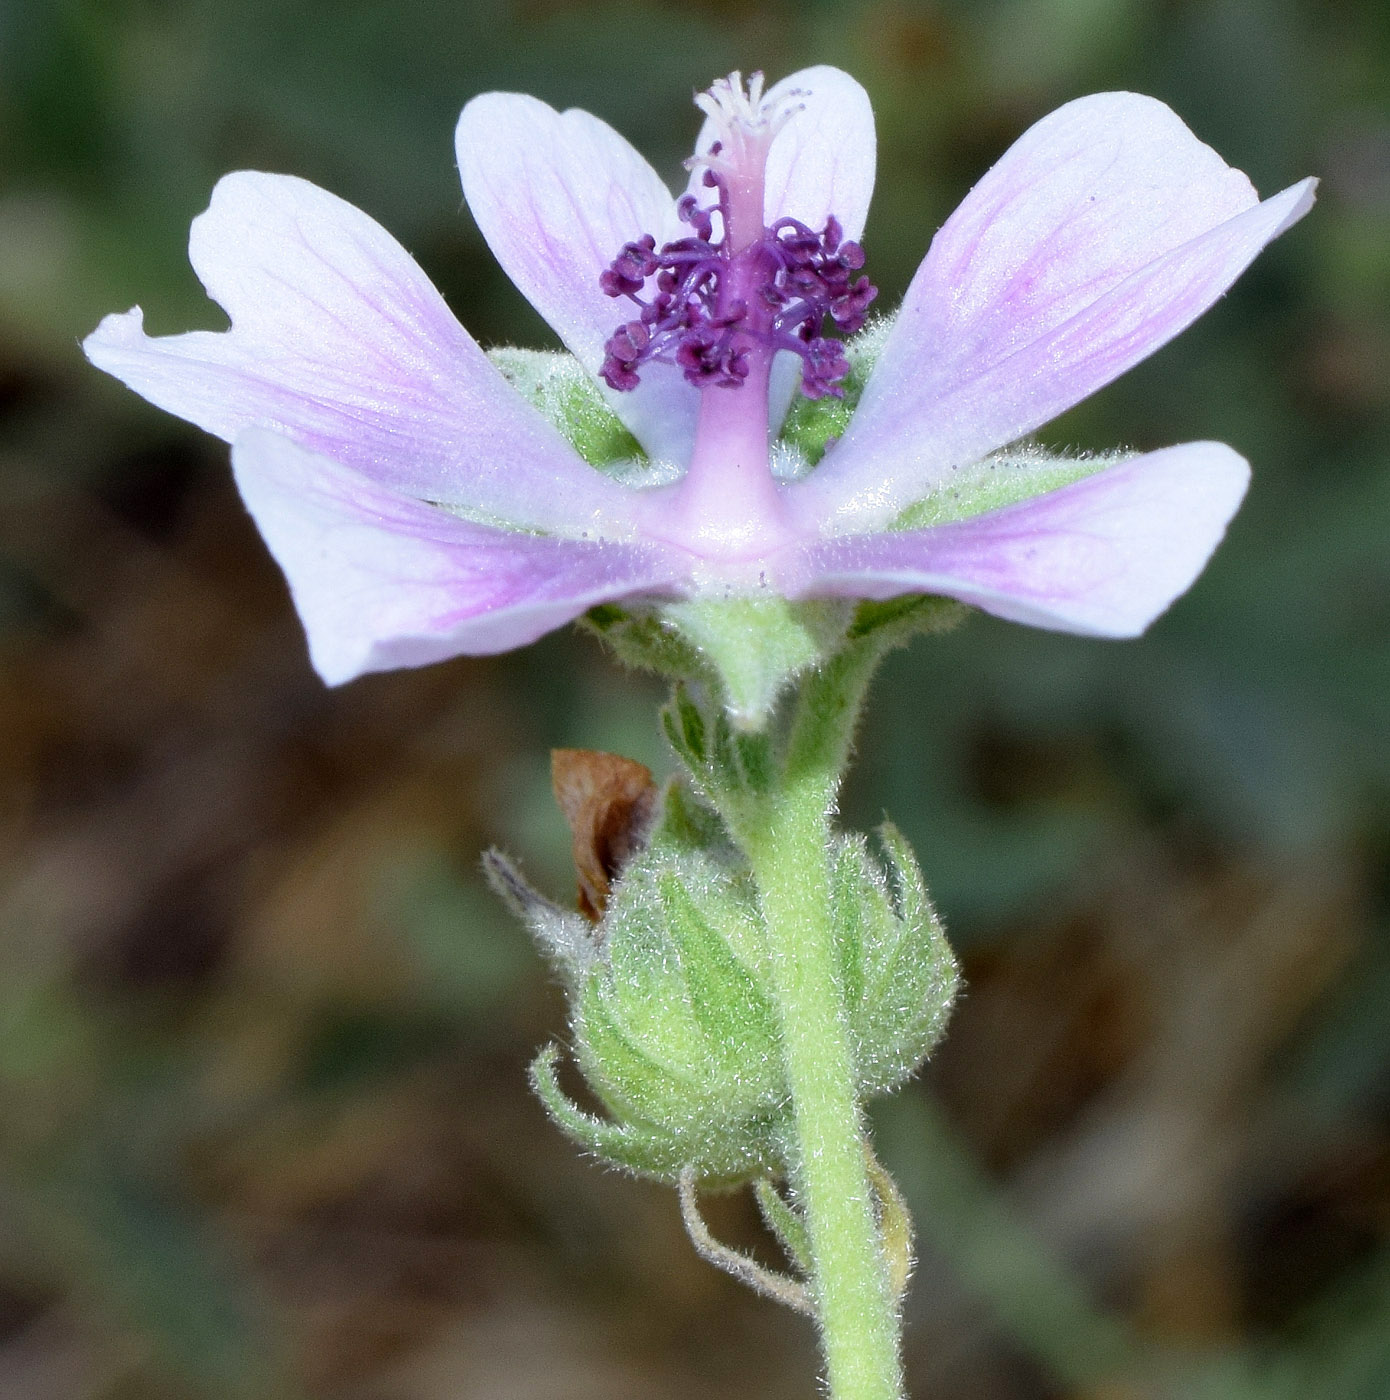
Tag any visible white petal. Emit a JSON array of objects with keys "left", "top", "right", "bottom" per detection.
[
  {"left": 84, "top": 172, "right": 636, "bottom": 537},
  {"left": 456, "top": 92, "right": 698, "bottom": 464},
  {"left": 233, "top": 430, "right": 686, "bottom": 685},
  {"left": 786, "top": 441, "right": 1250, "bottom": 637}
]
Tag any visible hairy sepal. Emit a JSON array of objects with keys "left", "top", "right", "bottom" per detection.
[
  {"left": 661, "top": 595, "right": 856, "bottom": 731},
  {"left": 547, "top": 842, "right": 788, "bottom": 1184},
  {"left": 831, "top": 823, "right": 959, "bottom": 1096},
  {"left": 891, "top": 445, "right": 1131, "bottom": 531},
  {"left": 489, "top": 347, "right": 655, "bottom": 480}
]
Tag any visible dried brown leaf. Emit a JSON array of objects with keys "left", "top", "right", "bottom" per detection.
[{"left": 550, "top": 749, "right": 658, "bottom": 921}]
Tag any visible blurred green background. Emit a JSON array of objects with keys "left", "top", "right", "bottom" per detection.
[{"left": 1, "top": 0, "right": 1388, "bottom": 1396}]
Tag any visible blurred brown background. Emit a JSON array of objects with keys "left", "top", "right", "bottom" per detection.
[{"left": 2, "top": 0, "right": 1389, "bottom": 1396}]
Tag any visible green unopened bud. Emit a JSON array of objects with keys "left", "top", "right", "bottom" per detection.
[
  {"left": 502, "top": 771, "right": 786, "bottom": 1182},
  {"left": 560, "top": 844, "right": 786, "bottom": 1180},
  {"left": 832, "top": 822, "right": 959, "bottom": 1098},
  {"left": 525, "top": 806, "right": 788, "bottom": 1181},
  {"left": 509, "top": 793, "right": 957, "bottom": 1185}
]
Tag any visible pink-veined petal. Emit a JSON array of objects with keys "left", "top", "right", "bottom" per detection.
[
  {"left": 84, "top": 172, "right": 636, "bottom": 537},
  {"left": 233, "top": 429, "right": 687, "bottom": 686},
  {"left": 795, "top": 93, "right": 1313, "bottom": 531},
  {"left": 456, "top": 92, "right": 697, "bottom": 464},
  {"left": 785, "top": 441, "right": 1250, "bottom": 637}
]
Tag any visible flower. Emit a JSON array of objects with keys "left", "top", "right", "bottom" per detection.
[{"left": 84, "top": 68, "right": 1314, "bottom": 685}]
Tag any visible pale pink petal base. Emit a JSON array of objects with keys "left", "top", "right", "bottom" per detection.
[
  {"left": 233, "top": 430, "right": 684, "bottom": 685},
  {"left": 786, "top": 442, "right": 1250, "bottom": 637}
]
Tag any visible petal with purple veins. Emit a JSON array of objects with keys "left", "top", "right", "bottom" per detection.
[
  {"left": 83, "top": 172, "right": 636, "bottom": 538},
  {"left": 795, "top": 93, "right": 1313, "bottom": 530},
  {"left": 232, "top": 429, "right": 687, "bottom": 686},
  {"left": 456, "top": 93, "right": 698, "bottom": 465},
  {"left": 786, "top": 441, "right": 1250, "bottom": 637}
]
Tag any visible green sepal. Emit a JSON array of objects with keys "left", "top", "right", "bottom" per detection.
[
  {"left": 488, "top": 348, "right": 652, "bottom": 477},
  {"left": 655, "top": 872, "right": 776, "bottom": 1055},
  {"left": 581, "top": 604, "right": 709, "bottom": 680},
  {"left": 647, "top": 774, "right": 732, "bottom": 862},
  {"left": 891, "top": 445, "right": 1130, "bottom": 531},
  {"left": 574, "top": 987, "right": 711, "bottom": 1129},
  {"left": 829, "top": 835, "right": 880, "bottom": 1014},
  {"left": 853, "top": 823, "right": 959, "bottom": 1096},
  {"left": 661, "top": 686, "right": 710, "bottom": 776},
  {"left": 533, "top": 1043, "right": 786, "bottom": 1185},
  {"left": 531, "top": 1044, "right": 705, "bottom": 1179},
  {"left": 662, "top": 683, "right": 778, "bottom": 812},
  {"left": 846, "top": 594, "right": 968, "bottom": 647},
  {"left": 778, "top": 316, "right": 894, "bottom": 469},
  {"left": 827, "top": 824, "right": 959, "bottom": 1099},
  {"left": 660, "top": 595, "right": 855, "bottom": 731},
  {"left": 481, "top": 848, "right": 594, "bottom": 991}
]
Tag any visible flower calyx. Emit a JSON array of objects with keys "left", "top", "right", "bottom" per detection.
[{"left": 494, "top": 742, "right": 960, "bottom": 1185}]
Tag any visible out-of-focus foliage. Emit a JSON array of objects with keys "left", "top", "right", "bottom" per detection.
[{"left": 0, "top": 0, "right": 1387, "bottom": 1396}]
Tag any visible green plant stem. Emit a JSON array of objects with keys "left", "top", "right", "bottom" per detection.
[{"left": 735, "top": 641, "right": 904, "bottom": 1400}]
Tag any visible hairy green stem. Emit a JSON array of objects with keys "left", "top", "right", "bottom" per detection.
[{"left": 734, "top": 640, "right": 904, "bottom": 1400}]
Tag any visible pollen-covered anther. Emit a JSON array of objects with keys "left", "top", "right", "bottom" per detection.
[
  {"left": 600, "top": 320, "right": 650, "bottom": 391},
  {"left": 598, "top": 235, "right": 660, "bottom": 297}
]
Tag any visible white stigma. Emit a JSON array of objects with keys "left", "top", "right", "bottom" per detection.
[{"left": 689, "top": 71, "right": 805, "bottom": 178}]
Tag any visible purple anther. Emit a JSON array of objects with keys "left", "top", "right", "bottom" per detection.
[
  {"left": 676, "top": 194, "right": 714, "bottom": 241},
  {"left": 600, "top": 320, "right": 652, "bottom": 391},
  {"left": 800, "top": 337, "right": 852, "bottom": 399},
  {"left": 596, "top": 135, "right": 876, "bottom": 401},
  {"left": 830, "top": 276, "right": 877, "bottom": 333},
  {"left": 838, "top": 241, "right": 866, "bottom": 271},
  {"left": 723, "top": 346, "right": 750, "bottom": 386},
  {"left": 610, "top": 321, "right": 649, "bottom": 359},
  {"left": 599, "top": 235, "right": 660, "bottom": 298},
  {"left": 675, "top": 329, "right": 721, "bottom": 380}
]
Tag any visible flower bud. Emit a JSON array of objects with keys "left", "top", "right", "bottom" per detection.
[
  {"left": 557, "top": 841, "right": 787, "bottom": 1182},
  {"left": 830, "top": 822, "right": 959, "bottom": 1097},
  {"left": 515, "top": 779, "right": 959, "bottom": 1186}
]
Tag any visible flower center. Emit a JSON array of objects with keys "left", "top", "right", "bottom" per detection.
[
  {"left": 599, "top": 77, "right": 876, "bottom": 403},
  {"left": 601, "top": 73, "right": 876, "bottom": 567}
]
